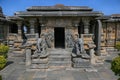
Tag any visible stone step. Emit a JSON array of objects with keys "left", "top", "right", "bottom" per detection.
[
  {"left": 49, "top": 60, "right": 71, "bottom": 63},
  {"left": 50, "top": 51, "right": 70, "bottom": 54},
  {"left": 30, "top": 64, "right": 48, "bottom": 69},
  {"left": 49, "top": 54, "right": 71, "bottom": 58},
  {"left": 13, "top": 48, "right": 22, "bottom": 51},
  {"left": 49, "top": 49, "right": 71, "bottom": 55},
  {"left": 72, "top": 58, "right": 89, "bottom": 62},
  {"left": 49, "top": 61, "right": 71, "bottom": 67},
  {"left": 32, "top": 58, "right": 48, "bottom": 64},
  {"left": 12, "top": 50, "right": 24, "bottom": 54},
  {"left": 72, "top": 62, "right": 91, "bottom": 68},
  {"left": 49, "top": 57, "right": 71, "bottom": 61},
  {"left": 49, "top": 55, "right": 71, "bottom": 58},
  {"left": 49, "top": 51, "right": 71, "bottom": 61}
]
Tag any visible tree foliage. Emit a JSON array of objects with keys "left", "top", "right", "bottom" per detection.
[
  {"left": 111, "top": 56, "right": 120, "bottom": 76},
  {"left": 0, "top": 44, "right": 9, "bottom": 58},
  {"left": 115, "top": 42, "right": 120, "bottom": 51},
  {"left": 0, "top": 56, "right": 7, "bottom": 69}
]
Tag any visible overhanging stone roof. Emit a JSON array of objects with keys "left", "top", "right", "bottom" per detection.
[
  {"left": 15, "top": 4, "right": 103, "bottom": 17},
  {"left": 97, "top": 14, "right": 120, "bottom": 22},
  {"left": 15, "top": 11, "right": 103, "bottom": 17},
  {"left": 27, "top": 4, "right": 93, "bottom": 11},
  {"left": 96, "top": 16, "right": 111, "bottom": 20},
  {"left": 111, "top": 14, "right": 120, "bottom": 18},
  {"left": 7, "top": 16, "right": 24, "bottom": 21}
]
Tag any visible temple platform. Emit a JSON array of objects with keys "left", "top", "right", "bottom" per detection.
[{"left": 0, "top": 50, "right": 119, "bottom": 80}]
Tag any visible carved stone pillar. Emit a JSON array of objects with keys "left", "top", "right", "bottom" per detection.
[
  {"left": 29, "top": 19, "right": 36, "bottom": 34},
  {"left": 16, "top": 21, "right": 22, "bottom": 35},
  {"left": 83, "top": 18, "right": 90, "bottom": 34},
  {"left": 96, "top": 20, "right": 102, "bottom": 56}
]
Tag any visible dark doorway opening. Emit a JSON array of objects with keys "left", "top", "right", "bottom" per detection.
[
  {"left": 54, "top": 27, "right": 65, "bottom": 48},
  {"left": 78, "top": 21, "right": 84, "bottom": 37},
  {"left": 37, "top": 25, "right": 41, "bottom": 38},
  {"left": 10, "top": 24, "right": 18, "bottom": 33}
]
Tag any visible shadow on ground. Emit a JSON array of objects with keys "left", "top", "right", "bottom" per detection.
[
  {"left": 5, "top": 61, "right": 14, "bottom": 67},
  {"left": 105, "top": 60, "right": 112, "bottom": 63}
]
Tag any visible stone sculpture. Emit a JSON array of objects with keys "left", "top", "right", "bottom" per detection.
[
  {"left": 33, "top": 35, "right": 48, "bottom": 58},
  {"left": 36, "top": 38, "right": 42, "bottom": 52},
  {"left": 71, "top": 34, "right": 92, "bottom": 68},
  {"left": 72, "top": 37, "right": 85, "bottom": 57},
  {"left": 25, "top": 33, "right": 49, "bottom": 69}
]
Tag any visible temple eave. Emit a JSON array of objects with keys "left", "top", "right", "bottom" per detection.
[
  {"left": 15, "top": 12, "right": 103, "bottom": 17},
  {"left": 16, "top": 15, "right": 102, "bottom": 17}
]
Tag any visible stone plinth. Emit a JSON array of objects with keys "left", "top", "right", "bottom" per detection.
[{"left": 72, "top": 58, "right": 91, "bottom": 68}]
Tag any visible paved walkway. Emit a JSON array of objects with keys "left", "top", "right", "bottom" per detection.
[{"left": 0, "top": 52, "right": 119, "bottom": 80}]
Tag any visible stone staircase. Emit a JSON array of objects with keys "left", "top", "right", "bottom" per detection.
[
  {"left": 48, "top": 49, "right": 71, "bottom": 68},
  {"left": 29, "top": 49, "right": 72, "bottom": 69},
  {"left": 30, "top": 58, "right": 49, "bottom": 69}
]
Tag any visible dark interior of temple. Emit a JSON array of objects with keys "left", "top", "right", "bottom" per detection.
[{"left": 54, "top": 27, "right": 65, "bottom": 48}]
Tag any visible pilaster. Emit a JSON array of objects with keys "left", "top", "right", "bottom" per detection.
[{"left": 29, "top": 18, "right": 36, "bottom": 34}]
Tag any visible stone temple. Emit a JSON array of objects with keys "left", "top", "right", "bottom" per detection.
[{"left": 0, "top": 4, "right": 120, "bottom": 69}]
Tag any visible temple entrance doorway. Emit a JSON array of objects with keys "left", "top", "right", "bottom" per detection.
[{"left": 54, "top": 27, "right": 65, "bottom": 48}]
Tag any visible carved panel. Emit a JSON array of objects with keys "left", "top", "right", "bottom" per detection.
[
  {"left": 65, "top": 29, "right": 74, "bottom": 48},
  {"left": 55, "top": 18, "right": 67, "bottom": 27}
]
